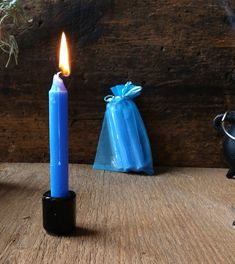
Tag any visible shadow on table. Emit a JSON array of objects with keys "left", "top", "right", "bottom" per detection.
[
  {"left": 125, "top": 167, "right": 175, "bottom": 177},
  {"left": 156, "top": 167, "right": 176, "bottom": 175},
  {"left": 71, "top": 226, "right": 100, "bottom": 237},
  {"left": 0, "top": 182, "right": 38, "bottom": 193}
]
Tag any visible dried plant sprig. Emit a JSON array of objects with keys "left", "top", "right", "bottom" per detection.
[
  {"left": 0, "top": 0, "right": 27, "bottom": 67},
  {"left": 0, "top": 35, "right": 18, "bottom": 67}
]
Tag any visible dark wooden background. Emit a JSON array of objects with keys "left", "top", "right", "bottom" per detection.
[{"left": 1, "top": 0, "right": 235, "bottom": 167}]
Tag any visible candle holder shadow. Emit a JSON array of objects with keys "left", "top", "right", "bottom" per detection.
[
  {"left": 42, "top": 190, "right": 76, "bottom": 236},
  {"left": 70, "top": 226, "right": 100, "bottom": 237}
]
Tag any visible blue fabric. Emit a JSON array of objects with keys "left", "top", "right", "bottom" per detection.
[{"left": 93, "top": 82, "right": 154, "bottom": 175}]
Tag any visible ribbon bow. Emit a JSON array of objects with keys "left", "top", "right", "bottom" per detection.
[{"left": 104, "top": 81, "right": 142, "bottom": 102}]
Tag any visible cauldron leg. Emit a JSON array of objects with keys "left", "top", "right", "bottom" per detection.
[{"left": 226, "top": 169, "right": 235, "bottom": 178}]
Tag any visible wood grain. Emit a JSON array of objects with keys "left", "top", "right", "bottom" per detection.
[
  {"left": 1, "top": 0, "right": 235, "bottom": 166},
  {"left": 0, "top": 163, "right": 235, "bottom": 263}
]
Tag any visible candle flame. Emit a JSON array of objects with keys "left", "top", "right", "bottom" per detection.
[{"left": 59, "top": 32, "right": 70, "bottom": 77}]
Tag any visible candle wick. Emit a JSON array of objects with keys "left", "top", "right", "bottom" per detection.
[{"left": 56, "top": 71, "right": 62, "bottom": 77}]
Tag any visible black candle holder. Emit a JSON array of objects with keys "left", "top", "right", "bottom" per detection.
[{"left": 42, "top": 190, "right": 76, "bottom": 235}]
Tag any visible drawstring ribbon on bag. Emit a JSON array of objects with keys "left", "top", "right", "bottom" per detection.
[{"left": 104, "top": 81, "right": 142, "bottom": 102}]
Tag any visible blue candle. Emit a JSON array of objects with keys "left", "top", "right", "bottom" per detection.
[
  {"left": 49, "top": 73, "right": 68, "bottom": 197},
  {"left": 106, "top": 102, "right": 132, "bottom": 170},
  {"left": 49, "top": 32, "right": 70, "bottom": 198}
]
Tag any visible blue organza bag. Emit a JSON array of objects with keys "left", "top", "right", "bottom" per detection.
[{"left": 93, "top": 82, "right": 154, "bottom": 175}]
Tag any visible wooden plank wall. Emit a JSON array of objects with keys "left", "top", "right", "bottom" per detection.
[{"left": 0, "top": 0, "right": 234, "bottom": 167}]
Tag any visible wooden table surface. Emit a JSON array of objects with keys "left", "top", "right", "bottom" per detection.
[{"left": 0, "top": 163, "right": 235, "bottom": 263}]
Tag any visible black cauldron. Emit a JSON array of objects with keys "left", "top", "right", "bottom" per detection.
[{"left": 214, "top": 111, "right": 235, "bottom": 178}]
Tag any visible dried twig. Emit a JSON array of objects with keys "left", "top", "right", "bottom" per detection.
[{"left": 0, "top": 0, "right": 27, "bottom": 67}]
